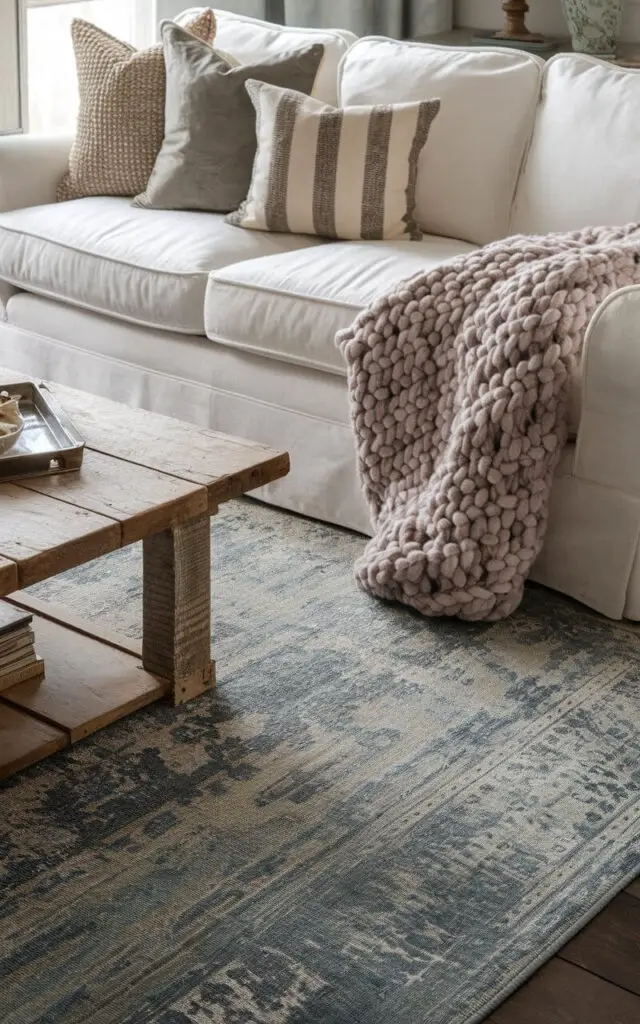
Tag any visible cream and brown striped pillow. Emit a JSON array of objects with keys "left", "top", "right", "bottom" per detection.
[
  {"left": 57, "top": 10, "right": 216, "bottom": 202},
  {"left": 228, "top": 82, "right": 440, "bottom": 241}
]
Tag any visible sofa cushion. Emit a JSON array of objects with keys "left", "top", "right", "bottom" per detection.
[
  {"left": 0, "top": 197, "right": 323, "bottom": 334},
  {"left": 205, "top": 235, "right": 478, "bottom": 373},
  {"left": 338, "top": 38, "right": 542, "bottom": 246},
  {"left": 511, "top": 55, "right": 640, "bottom": 235},
  {"left": 178, "top": 7, "right": 356, "bottom": 104}
]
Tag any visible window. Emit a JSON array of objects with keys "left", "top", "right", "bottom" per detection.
[
  {"left": 24, "top": 0, "right": 157, "bottom": 134},
  {"left": 0, "top": 0, "right": 22, "bottom": 133}
]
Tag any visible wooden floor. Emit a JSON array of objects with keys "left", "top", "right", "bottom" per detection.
[{"left": 488, "top": 878, "right": 640, "bottom": 1022}]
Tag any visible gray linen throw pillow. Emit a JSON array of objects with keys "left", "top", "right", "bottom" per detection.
[{"left": 133, "top": 22, "right": 324, "bottom": 212}]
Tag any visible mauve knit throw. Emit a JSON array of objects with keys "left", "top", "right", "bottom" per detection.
[{"left": 337, "top": 226, "right": 640, "bottom": 620}]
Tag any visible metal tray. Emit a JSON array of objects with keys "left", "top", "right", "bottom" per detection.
[{"left": 0, "top": 381, "right": 85, "bottom": 483}]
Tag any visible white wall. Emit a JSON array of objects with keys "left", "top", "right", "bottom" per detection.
[{"left": 455, "top": 0, "right": 640, "bottom": 42}]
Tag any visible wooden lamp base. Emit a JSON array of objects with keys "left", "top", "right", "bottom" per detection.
[
  {"left": 473, "top": 0, "right": 557, "bottom": 54},
  {"left": 494, "top": 0, "right": 544, "bottom": 43},
  {"left": 471, "top": 0, "right": 557, "bottom": 54}
]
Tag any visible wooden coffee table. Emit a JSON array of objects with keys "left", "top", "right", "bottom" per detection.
[{"left": 0, "top": 371, "right": 289, "bottom": 779}]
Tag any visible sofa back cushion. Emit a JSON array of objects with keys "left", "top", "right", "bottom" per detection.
[
  {"left": 176, "top": 7, "right": 356, "bottom": 103},
  {"left": 511, "top": 56, "right": 640, "bottom": 235},
  {"left": 339, "top": 38, "right": 542, "bottom": 246}
]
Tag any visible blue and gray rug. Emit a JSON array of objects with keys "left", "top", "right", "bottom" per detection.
[{"left": 1, "top": 498, "right": 639, "bottom": 1024}]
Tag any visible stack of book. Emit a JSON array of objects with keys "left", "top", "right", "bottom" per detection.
[{"left": 0, "top": 601, "right": 44, "bottom": 691}]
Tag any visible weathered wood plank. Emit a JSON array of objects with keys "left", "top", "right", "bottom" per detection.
[
  {"left": 559, "top": 892, "right": 640, "bottom": 995},
  {"left": 487, "top": 958, "right": 640, "bottom": 1024},
  {"left": 143, "top": 514, "right": 214, "bottom": 705},
  {"left": 17, "top": 449, "right": 209, "bottom": 545},
  {"left": 0, "top": 484, "right": 121, "bottom": 589},
  {"left": 0, "top": 700, "right": 68, "bottom": 780},
  {"left": 45, "top": 382, "right": 290, "bottom": 504},
  {"left": 7, "top": 592, "right": 141, "bottom": 658},
  {"left": 0, "top": 555, "right": 18, "bottom": 597},
  {"left": 1, "top": 615, "right": 166, "bottom": 742}
]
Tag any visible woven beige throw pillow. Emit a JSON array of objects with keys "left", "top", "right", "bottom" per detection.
[{"left": 57, "top": 10, "right": 216, "bottom": 201}]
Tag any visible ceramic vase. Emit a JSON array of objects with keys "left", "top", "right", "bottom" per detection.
[{"left": 561, "top": 0, "right": 625, "bottom": 57}]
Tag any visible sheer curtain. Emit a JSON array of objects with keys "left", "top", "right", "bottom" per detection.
[
  {"left": 161, "top": 1, "right": 453, "bottom": 38},
  {"left": 157, "top": 1, "right": 284, "bottom": 21},
  {"left": 283, "top": 1, "right": 453, "bottom": 37}
]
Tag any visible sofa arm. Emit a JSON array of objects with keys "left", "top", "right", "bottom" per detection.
[
  {"left": 574, "top": 285, "right": 640, "bottom": 496},
  {"left": 0, "top": 134, "right": 72, "bottom": 213}
]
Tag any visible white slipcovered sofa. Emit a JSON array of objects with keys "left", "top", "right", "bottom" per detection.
[{"left": 1, "top": 8, "right": 640, "bottom": 620}]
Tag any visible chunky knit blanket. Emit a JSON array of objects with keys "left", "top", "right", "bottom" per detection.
[{"left": 337, "top": 226, "right": 640, "bottom": 620}]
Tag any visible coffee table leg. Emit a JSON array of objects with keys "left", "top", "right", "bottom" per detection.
[{"left": 142, "top": 513, "right": 215, "bottom": 705}]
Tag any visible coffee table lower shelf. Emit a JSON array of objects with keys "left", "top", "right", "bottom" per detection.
[{"left": 0, "top": 603, "right": 169, "bottom": 780}]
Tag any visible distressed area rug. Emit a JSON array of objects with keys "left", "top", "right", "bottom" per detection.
[{"left": 1, "top": 498, "right": 638, "bottom": 1024}]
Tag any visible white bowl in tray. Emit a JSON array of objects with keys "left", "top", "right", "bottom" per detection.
[{"left": 0, "top": 391, "right": 24, "bottom": 455}]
